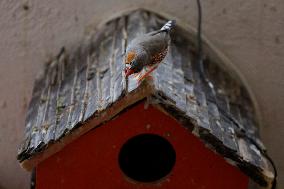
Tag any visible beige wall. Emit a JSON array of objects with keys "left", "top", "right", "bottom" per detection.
[{"left": 0, "top": 0, "right": 283, "bottom": 188}]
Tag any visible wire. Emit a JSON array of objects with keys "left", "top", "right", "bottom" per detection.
[
  {"left": 30, "top": 168, "right": 36, "bottom": 189},
  {"left": 196, "top": 0, "right": 206, "bottom": 83},
  {"left": 195, "top": 0, "right": 277, "bottom": 188}
]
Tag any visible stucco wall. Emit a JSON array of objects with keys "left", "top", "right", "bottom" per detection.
[{"left": 0, "top": 0, "right": 283, "bottom": 188}]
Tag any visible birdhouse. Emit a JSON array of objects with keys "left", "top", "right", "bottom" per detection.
[{"left": 18, "top": 10, "right": 275, "bottom": 189}]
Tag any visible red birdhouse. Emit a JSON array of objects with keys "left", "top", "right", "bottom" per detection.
[{"left": 18, "top": 10, "right": 275, "bottom": 189}]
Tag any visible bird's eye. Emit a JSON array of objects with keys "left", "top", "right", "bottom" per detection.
[{"left": 131, "top": 60, "right": 138, "bottom": 67}]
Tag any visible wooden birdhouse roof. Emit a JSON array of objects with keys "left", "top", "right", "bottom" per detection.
[{"left": 18, "top": 9, "right": 274, "bottom": 188}]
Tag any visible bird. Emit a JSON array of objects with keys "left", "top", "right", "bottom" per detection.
[{"left": 124, "top": 20, "right": 176, "bottom": 82}]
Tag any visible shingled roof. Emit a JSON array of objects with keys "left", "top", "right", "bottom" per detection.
[{"left": 18, "top": 9, "right": 274, "bottom": 188}]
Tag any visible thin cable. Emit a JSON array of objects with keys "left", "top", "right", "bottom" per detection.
[
  {"left": 31, "top": 168, "right": 36, "bottom": 189},
  {"left": 196, "top": 0, "right": 206, "bottom": 83},
  {"left": 195, "top": 0, "right": 277, "bottom": 188}
]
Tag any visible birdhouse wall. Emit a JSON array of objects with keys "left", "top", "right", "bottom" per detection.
[{"left": 36, "top": 101, "right": 248, "bottom": 189}]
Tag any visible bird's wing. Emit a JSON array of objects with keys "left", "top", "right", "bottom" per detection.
[{"left": 138, "top": 33, "right": 169, "bottom": 56}]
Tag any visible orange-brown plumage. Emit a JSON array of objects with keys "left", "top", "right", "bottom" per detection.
[{"left": 125, "top": 51, "right": 136, "bottom": 64}]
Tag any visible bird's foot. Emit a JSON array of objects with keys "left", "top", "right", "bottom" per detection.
[{"left": 136, "top": 65, "right": 158, "bottom": 84}]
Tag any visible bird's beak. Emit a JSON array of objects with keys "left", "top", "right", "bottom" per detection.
[{"left": 125, "top": 67, "right": 134, "bottom": 77}]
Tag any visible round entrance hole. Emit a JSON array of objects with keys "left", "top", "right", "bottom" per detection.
[{"left": 118, "top": 134, "right": 176, "bottom": 183}]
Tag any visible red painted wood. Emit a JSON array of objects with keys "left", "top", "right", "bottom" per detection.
[{"left": 37, "top": 101, "right": 249, "bottom": 189}]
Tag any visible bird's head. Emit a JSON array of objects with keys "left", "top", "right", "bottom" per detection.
[
  {"left": 125, "top": 59, "right": 142, "bottom": 77},
  {"left": 124, "top": 50, "right": 146, "bottom": 77}
]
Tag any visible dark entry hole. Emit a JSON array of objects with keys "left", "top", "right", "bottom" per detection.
[{"left": 119, "top": 134, "right": 176, "bottom": 182}]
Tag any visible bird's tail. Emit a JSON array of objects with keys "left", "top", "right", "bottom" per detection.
[{"left": 160, "top": 20, "right": 176, "bottom": 32}]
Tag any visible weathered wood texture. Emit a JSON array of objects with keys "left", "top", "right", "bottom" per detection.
[{"left": 17, "top": 10, "right": 274, "bottom": 187}]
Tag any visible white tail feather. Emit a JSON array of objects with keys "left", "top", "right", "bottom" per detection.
[{"left": 160, "top": 20, "right": 176, "bottom": 31}]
